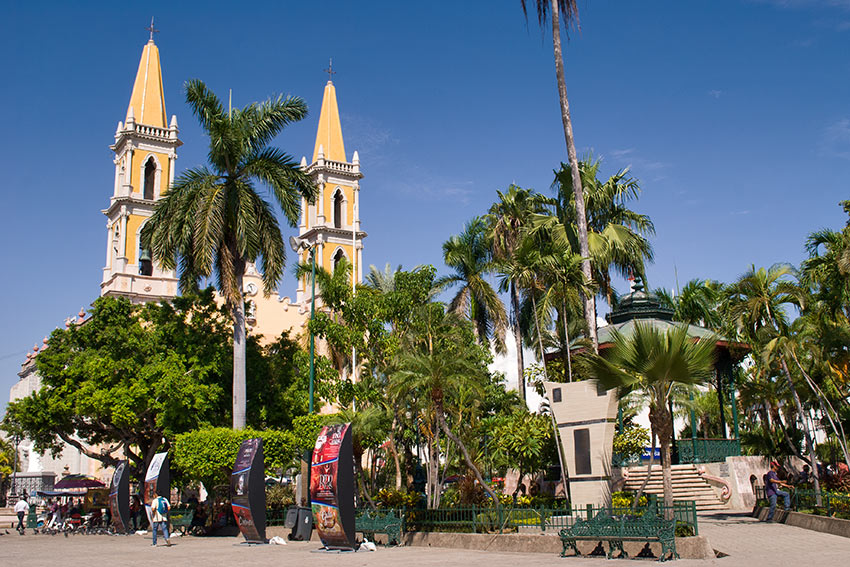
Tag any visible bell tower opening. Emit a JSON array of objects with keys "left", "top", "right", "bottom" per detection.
[
  {"left": 333, "top": 249, "right": 345, "bottom": 271},
  {"left": 333, "top": 190, "right": 343, "bottom": 229},
  {"left": 143, "top": 158, "right": 156, "bottom": 200}
]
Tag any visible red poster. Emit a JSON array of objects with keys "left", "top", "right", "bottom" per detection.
[{"left": 311, "top": 424, "right": 350, "bottom": 548}]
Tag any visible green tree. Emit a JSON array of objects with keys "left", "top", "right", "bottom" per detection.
[
  {"left": 142, "top": 80, "right": 317, "bottom": 429},
  {"left": 487, "top": 185, "right": 549, "bottom": 402},
  {"left": 2, "top": 292, "right": 233, "bottom": 483},
  {"left": 438, "top": 217, "right": 507, "bottom": 351},
  {"left": 389, "top": 307, "right": 500, "bottom": 507},
  {"left": 520, "top": 0, "right": 596, "bottom": 349},
  {"left": 484, "top": 412, "right": 554, "bottom": 497},
  {"left": 726, "top": 264, "right": 824, "bottom": 500},
  {"left": 550, "top": 157, "right": 654, "bottom": 308},
  {"left": 655, "top": 279, "right": 722, "bottom": 329},
  {"left": 584, "top": 323, "right": 716, "bottom": 511}
]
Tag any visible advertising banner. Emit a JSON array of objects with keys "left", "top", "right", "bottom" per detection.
[
  {"left": 108, "top": 460, "right": 130, "bottom": 532},
  {"left": 144, "top": 452, "right": 169, "bottom": 525},
  {"left": 311, "top": 423, "right": 355, "bottom": 550},
  {"left": 231, "top": 438, "right": 266, "bottom": 543}
]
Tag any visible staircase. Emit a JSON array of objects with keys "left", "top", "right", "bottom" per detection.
[{"left": 621, "top": 464, "right": 727, "bottom": 511}]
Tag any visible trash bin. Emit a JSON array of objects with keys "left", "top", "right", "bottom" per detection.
[{"left": 285, "top": 506, "right": 312, "bottom": 541}]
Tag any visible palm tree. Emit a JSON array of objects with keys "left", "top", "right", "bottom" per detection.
[
  {"left": 142, "top": 80, "right": 316, "bottom": 429},
  {"left": 585, "top": 323, "right": 716, "bottom": 512},
  {"left": 521, "top": 0, "right": 596, "bottom": 349},
  {"left": 726, "top": 264, "right": 823, "bottom": 501},
  {"left": 487, "top": 185, "right": 548, "bottom": 402},
  {"left": 551, "top": 157, "right": 654, "bottom": 308},
  {"left": 438, "top": 217, "right": 507, "bottom": 351},
  {"left": 655, "top": 279, "right": 722, "bottom": 329},
  {"left": 389, "top": 311, "right": 500, "bottom": 506}
]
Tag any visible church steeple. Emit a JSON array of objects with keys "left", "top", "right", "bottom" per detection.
[
  {"left": 312, "top": 79, "right": 346, "bottom": 163},
  {"left": 297, "top": 72, "right": 366, "bottom": 305},
  {"left": 126, "top": 37, "right": 167, "bottom": 129},
  {"left": 101, "top": 29, "right": 181, "bottom": 303}
]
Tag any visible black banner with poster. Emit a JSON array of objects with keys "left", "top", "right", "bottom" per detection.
[
  {"left": 109, "top": 460, "right": 130, "bottom": 533},
  {"left": 231, "top": 438, "right": 266, "bottom": 543}
]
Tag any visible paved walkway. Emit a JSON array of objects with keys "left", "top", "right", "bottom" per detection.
[
  {"left": 698, "top": 509, "right": 849, "bottom": 565},
  {"left": 0, "top": 511, "right": 847, "bottom": 566}
]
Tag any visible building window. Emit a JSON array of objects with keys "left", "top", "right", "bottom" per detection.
[
  {"left": 333, "top": 190, "right": 343, "bottom": 229},
  {"left": 143, "top": 158, "right": 156, "bottom": 200},
  {"left": 333, "top": 249, "right": 345, "bottom": 271},
  {"left": 552, "top": 388, "right": 562, "bottom": 403},
  {"left": 573, "top": 429, "right": 592, "bottom": 475}
]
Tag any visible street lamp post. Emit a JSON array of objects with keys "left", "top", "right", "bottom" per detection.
[
  {"left": 290, "top": 235, "right": 317, "bottom": 510},
  {"left": 290, "top": 235, "right": 317, "bottom": 415}
]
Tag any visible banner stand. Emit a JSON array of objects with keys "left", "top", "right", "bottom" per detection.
[
  {"left": 311, "top": 423, "right": 356, "bottom": 551},
  {"left": 231, "top": 438, "right": 268, "bottom": 544}
]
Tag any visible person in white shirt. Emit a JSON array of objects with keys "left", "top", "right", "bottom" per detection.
[
  {"left": 14, "top": 497, "right": 30, "bottom": 534},
  {"left": 150, "top": 490, "right": 172, "bottom": 547}
]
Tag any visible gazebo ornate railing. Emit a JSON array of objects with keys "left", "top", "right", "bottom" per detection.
[{"left": 677, "top": 438, "right": 741, "bottom": 464}]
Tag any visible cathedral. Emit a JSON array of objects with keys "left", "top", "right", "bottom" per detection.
[{"left": 8, "top": 32, "right": 365, "bottom": 494}]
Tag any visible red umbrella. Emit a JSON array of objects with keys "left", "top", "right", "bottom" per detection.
[{"left": 53, "top": 474, "right": 106, "bottom": 490}]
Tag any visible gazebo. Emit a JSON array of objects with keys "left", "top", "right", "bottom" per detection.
[{"left": 584, "top": 278, "right": 748, "bottom": 463}]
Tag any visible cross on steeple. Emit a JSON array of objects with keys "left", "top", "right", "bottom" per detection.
[
  {"left": 324, "top": 58, "right": 336, "bottom": 82},
  {"left": 145, "top": 17, "right": 160, "bottom": 41}
]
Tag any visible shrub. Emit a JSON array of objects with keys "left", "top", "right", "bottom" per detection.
[{"left": 266, "top": 483, "right": 295, "bottom": 510}]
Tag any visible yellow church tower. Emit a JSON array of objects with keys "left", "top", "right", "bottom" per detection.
[
  {"left": 101, "top": 30, "right": 181, "bottom": 302},
  {"left": 296, "top": 73, "right": 366, "bottom": 304}
]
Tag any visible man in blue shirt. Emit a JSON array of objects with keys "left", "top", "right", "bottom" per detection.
[{"left": 764, "top": 461, "right": 792, "bottom": 521}]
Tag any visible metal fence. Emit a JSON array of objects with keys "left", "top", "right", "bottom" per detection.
[
  {"left": 395, "top": 500, "right": 698, "bottom": 536},
  {"left": 677, "top": 438, "right": 741, "bottom": 464}
]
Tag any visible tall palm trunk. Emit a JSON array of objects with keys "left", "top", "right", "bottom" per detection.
[
  {"left": 779, "top": 357, "right": 822, "bottom": 505},
  {"left": 632, "top": 430, "right": 656, "bottom": 513},
  {"left": 389, "top": 415, "right": 403, "bottom": 490},
  {"left": 649, "top": 401, "right": 674, "bottom": 517},
  {"left": 561, "top": 299, "right": 573, "bottom": 382},
  {"left": 550, "top": 0, "right": 597, "bottom": 352},
  {"left": 531, "top": 293, "right": 548, "bottom": 377},
  {"left": 232, "top": 269, "right": 247, "bottom": 429},
  {"left": 789, "top": 349, "right": 850, "bottom": 470},
  {"left": 435, "top": 404, "right": 500, "bottom": 505},
  {"left": 511, "top": 281, "right": 526, "bottom": 402}
]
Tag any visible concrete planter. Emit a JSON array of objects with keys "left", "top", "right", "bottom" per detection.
[
  {"left": 753, "top": 506, "right": 850, "bottom": 538},
  {"left": 402, "top": 531, "right": 714, "bottom": 560}
]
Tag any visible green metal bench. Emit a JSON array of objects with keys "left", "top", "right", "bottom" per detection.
[
  {"left": 356, "top": 509, "right": 402, "bottom": 546},
  {"left": 559, "top": 502, "right": 678, "bottom": 561},
  {"left": 169, "top": 507, "right": 195, "bottom": 536}
]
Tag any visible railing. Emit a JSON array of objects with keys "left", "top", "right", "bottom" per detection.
[
  {"left": 391, "top": 499, "right": 698, "bottom": 536},
  {"left": 678, "top": 438, "right": 741, "bottom": 463},
  {"left": 754, "top": 486, "right": 850, "bottom": 518},
  {"left": 266, "top": 508, "right": 289, "bottom": 526}
]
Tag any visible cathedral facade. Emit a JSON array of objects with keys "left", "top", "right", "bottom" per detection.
[{"left": 8, "top": 33, "right": 364, "bottom": 493}]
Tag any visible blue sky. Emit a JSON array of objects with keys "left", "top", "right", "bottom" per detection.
[{"left": 1, "top": 1, "right": 848, "bottom": 411}]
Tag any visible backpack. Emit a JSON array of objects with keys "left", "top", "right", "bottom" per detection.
[{"left": 157, "top": 497, "right": 168, "bottom": 515}]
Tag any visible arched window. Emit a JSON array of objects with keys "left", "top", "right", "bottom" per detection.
[
  {"left": 143, "top": 158, "right": 156, "bottom": 200},
  {"left": 333, "top": 249, "right": 345, "bottom": 271},
  {"left": 333, "top": 190, "right": 343, "bottom": 229}
]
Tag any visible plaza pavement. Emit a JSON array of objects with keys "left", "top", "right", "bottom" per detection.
[{"left": 1, "top": 510, "right": 847, "bottom": 566}]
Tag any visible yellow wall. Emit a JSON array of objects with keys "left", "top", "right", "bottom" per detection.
[
  {"left": 125, "top": 215, "right": 147, "bottom": 265},
  {"left": 130, "top": 150, "right": 170, "bottom": 197}
]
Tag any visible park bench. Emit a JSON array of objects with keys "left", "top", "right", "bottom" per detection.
[
  {"left": 355, "top": 508, "right": 403, "bottom": 546},
  {"left": 169, "top": 507, "right": 195, "bottom": 536},
  {"left": 559, "top": 501, "right": 678, "bottom": 561}
]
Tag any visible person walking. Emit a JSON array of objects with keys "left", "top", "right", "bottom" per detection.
[
  {"left": 130, "top": 494, "right": 142, "bottom": 531},
  {"left": 764, "top": 461, "right": 792, "bottom": 521},
  {"left": 150, "top": 490, "right": 172, "bottom": 547},
  {"left": 14, "top": 497, "right": 30, "bottom": 534}
]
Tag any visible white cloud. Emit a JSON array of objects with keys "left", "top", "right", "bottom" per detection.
[{"left": 708, "top": 89, "right": 723, "bottom": 99}]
